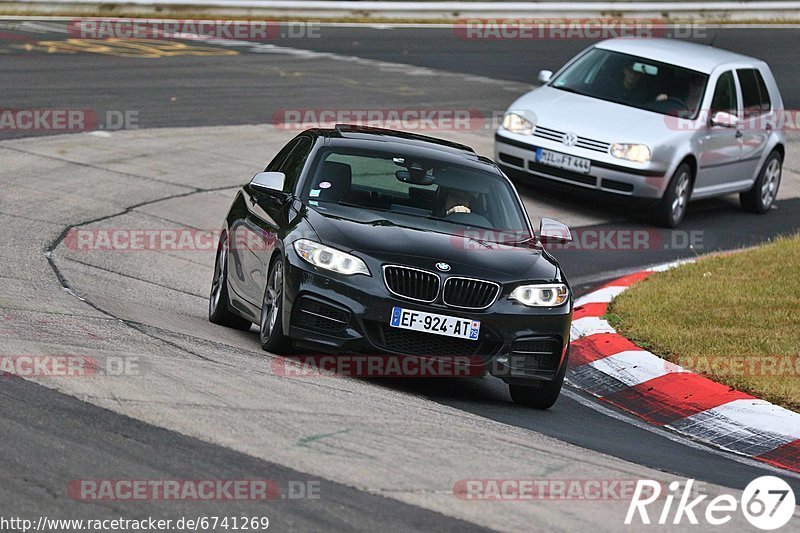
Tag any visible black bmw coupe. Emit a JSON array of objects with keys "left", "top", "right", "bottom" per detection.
[{"left": 209, "top": 125, "right": 574, "bottom": 408}]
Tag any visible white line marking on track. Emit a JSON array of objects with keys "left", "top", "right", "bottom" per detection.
[
  {"left": 588, "top": 349, "right": 687, "bottom": 387},
  {"left": 678, "top": 399, "right": 800, "bottom": 442},
  {"left": 574, "top": 285, "right": 627, "bottom": 306},
  {"left": 570, "top": 316, "right": 615, "bottom": 339},
  {"left": 561, "top": 387, "right": 800, "bottom": 480}
]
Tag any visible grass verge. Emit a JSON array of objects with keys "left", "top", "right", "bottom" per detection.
[{"left": 607, "top": 233, "right": 800, "bottom": 411}]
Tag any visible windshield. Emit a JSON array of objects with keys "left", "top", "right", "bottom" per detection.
[
  {"left": 302, "top": 148, "right": 531, "bottom": 240},
  {"left": 550, "top": 48, "right": 709, "bottom": 119}
]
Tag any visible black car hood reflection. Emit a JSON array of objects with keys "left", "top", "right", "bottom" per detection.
[{"left": 303, "top": 202, "right": 559, "bottom": 282}]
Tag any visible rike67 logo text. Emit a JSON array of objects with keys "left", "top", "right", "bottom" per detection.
[{"left": 626, "top": 477, "right": 795, "bottom": 530}]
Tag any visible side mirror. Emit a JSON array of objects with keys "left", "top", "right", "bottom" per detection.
[
  {"left": 538, "top": 218, "right": 572, "bottom": 244},
  {"left": 249, "top": 171, "right": 286, "bottom": 193},
  {"left": 710, "top": 111, "right": 739, "bottom": 128},
  {"left": 537, "top": 70, "right": 553, "bottom": 84}
]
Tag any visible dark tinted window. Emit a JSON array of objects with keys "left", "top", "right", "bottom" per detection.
[
  {"left": 737, "top": 68, "right": 771, "bottom": 117},
  {"left": 549, "top": 48, "right": 708, "bottom": 118},
  {"left": 303, "top": 148, "right": 530, "bottom": 235},
  {"left": 277, "top": 136, "right": 313, "bottom": 192},
  {"left": 755, "top": 71, "right": 771, "bottom": 110},
  {"left": 710, "top": 71, "right": 738, "bottom": 115},
  {"left": 266, "top": 138, "right": 301, "bottom": 172}
]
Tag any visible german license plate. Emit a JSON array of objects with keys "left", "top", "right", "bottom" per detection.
[
  {"left": 536, "top": 148, "right": 591, "bottom": 174},
  {"left": 390, "top": 307, "right": 480, "bottom": 340}
]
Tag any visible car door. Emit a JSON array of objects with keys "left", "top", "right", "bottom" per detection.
[
  {"left": 229, "top": 137, "right": 303, "bottom": 304},
  {"left": 241, "top": 135, "right": 313, "bottom": 305},
  {"left": 694, "top": 70, "right": 744, "bottom": 195},
  {"left": 737, "top": 67, "right": 773, "bottom": 183}
]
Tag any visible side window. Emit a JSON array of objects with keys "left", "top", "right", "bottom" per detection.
[
  {"left": 737, "top": 68, "right": 771, "bottom": 117},
  {"left": 277, "top": 137, "right": 313, "bottom": 192},
  {"left": 709, "top": 71, "right": 738, "bottom": 116},
  {"left": 754, "top": 70, "right": 772, "bottom": 111},
  {"left": 265, "top": 138, "right": 301, "bottom": 172}
]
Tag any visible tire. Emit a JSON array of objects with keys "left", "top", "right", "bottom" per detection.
[
  {"left": 508, "top": 349, "right": 568, "bottom": 409},
  {"left": 653, "top": 162, "right": 692, "bottom": 228},
  {"left": 740, "top": 150, "right": 782, "bottom": 214},
  {"left": 259, "top": 255, "right": 291, "bottom": 353},
  {"left": 209, "top": 232, "right": 253, "bottom": 331}
]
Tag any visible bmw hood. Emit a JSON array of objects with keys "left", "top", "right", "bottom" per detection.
[{"left": 302, "top": 204, "right": 561, "bottom": 283}]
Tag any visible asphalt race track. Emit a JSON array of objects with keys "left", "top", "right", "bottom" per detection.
[{"left": 1, "top": 19, "right": 800, "bottom": 530}]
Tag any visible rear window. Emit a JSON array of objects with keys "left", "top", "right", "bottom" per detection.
[{"left": 737, "top": 68, "right": 771, "bottom": 117}]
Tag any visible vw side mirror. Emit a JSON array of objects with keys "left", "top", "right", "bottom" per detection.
[
  {"left": 537, "top": 70, "right": 553, "bottom": 84},
  {"left": 710, "top": 111, "right": 739, "bottom": 128}
]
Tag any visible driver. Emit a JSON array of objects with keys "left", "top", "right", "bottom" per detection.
[
  {"left": 615, "top": 62, "right": 650, "bottom": 104},
  {"left": 440, "top": 188, "right": 474, "bottom": 216},
  {"left": 655, "top": 76, "right": 705, "bottom": 116},
  {"left": 683, "top": 77, "right": 705, "bottom": 115}
]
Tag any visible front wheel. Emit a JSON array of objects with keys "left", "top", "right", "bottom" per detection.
[
  {"left": 259, "top": 256, "right": 291, "bottom": 353},
  {"left": 209, "top": 232, "right": 252, "bottom": 331},
  {"left": 740, "top": 150, "right": 782, "bottom": 213},
  {"left": 508, "top": 349, "right": 568, "bottom": 409},
  {"left": 652, "top": 162, "right": 692, "bottom": 228}
]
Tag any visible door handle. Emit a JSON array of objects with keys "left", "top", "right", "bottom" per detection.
[{"left": 735, "top": 130, "right": 743, "bottom": 138}]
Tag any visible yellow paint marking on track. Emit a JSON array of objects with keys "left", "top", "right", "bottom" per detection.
[{"left": 14, "top": 38, "right": 240, "bottom": 58}]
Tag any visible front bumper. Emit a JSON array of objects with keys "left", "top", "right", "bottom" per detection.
[
  {"left": 282, "top": 249, "right": 572, "bottom": 383},
  {"left": 495, "top": 132, "right": 669, "bottom": 199}
]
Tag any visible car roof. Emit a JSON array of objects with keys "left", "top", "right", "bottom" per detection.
[
  {"left": 594, "top": 38, "right": 762, "bottom": 74},
  {"left": 305, "top": 124, "right": 498, "bottom": 169}
]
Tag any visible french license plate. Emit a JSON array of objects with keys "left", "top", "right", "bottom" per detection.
[
  {"left": 536, "top": 148, "right": 591, "bottom": 174},
  {"left": 390, "top": 307, "right": 480, "bottom": 341}
]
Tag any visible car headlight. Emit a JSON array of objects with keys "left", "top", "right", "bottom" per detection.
[
  {"left": 610, "top": 143, "right": 651, "bottom": 163},
  {"left": 509, "top": 283, "right": 569, "bottom": 307},
  {"left": 293, "top": 239, "right": 370, "bottom": 276},
  {"left": 502, "top": 112, "right": 534, "bottom": 135}
]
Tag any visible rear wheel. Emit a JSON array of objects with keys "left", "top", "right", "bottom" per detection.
[
  {"left": 741, "top": 150, "right": 782, "bottom": 213},
  {"left": 653, "top": 162, "right": 692, "bottom": 228},
  {"left": 209, "top": 232, "right": 252, "bottom": 331},
  {"left": 259, "top": 256, "right": 291, "bottom": 353},
  {"left": 508, "top": 349, "right": 568, "bottom": 409}
]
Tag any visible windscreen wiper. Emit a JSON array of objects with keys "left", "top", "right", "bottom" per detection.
[
  {"left": 336, "top": 201, "right": 389, "bottom": 213},
  {"left": 552, "top": 86, "right": 587, "bottom": 97}
]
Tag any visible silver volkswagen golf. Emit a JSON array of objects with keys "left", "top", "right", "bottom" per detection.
[{"left": 495, "top": 38, "right": 786, "bottom": 227}]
